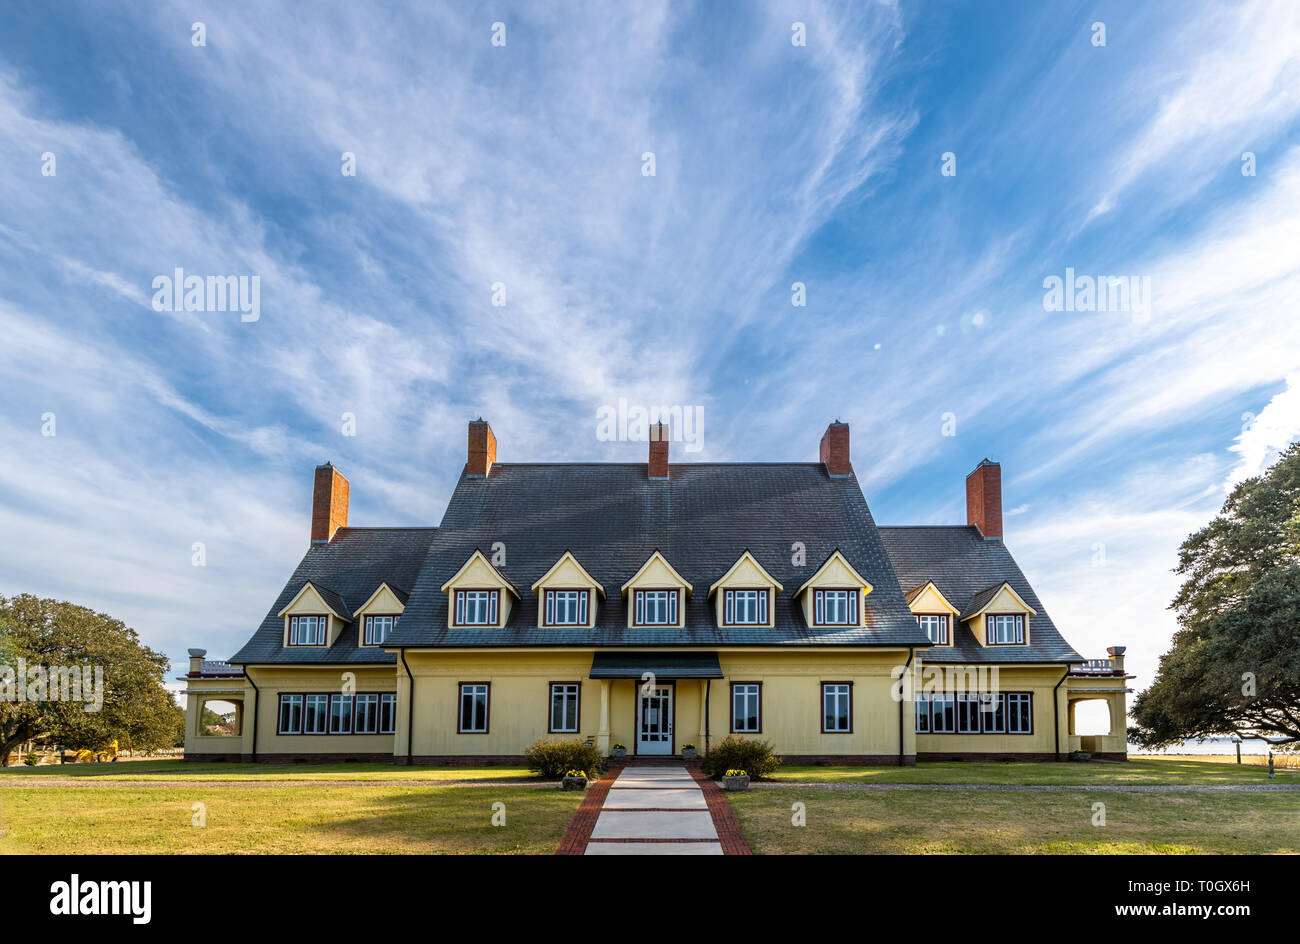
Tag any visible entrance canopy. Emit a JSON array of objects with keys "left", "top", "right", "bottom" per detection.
[{"left": 589, "top": 651, "right": 723, "bottom": 679}]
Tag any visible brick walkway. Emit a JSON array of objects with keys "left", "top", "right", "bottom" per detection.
[{"left": 556, "top": 763, "right": 751, "bottom": 855}]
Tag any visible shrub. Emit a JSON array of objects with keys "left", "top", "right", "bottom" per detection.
[
  {"left": 523, "top": 738, "right": 604, "bottom": 779},
  {"left": 701, "top": 735, "right": 781, "bottom": 780}
]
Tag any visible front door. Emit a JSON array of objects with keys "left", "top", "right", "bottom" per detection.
[{"left": 637, "top": 684, "right": 673, "bottom": 755}]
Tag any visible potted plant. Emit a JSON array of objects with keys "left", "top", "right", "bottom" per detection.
[
  {"left": 561, "top": 769, "right": 589, "bottom": 790},
  {"left": 610, "top": 743, "right": 627, "bottom": 758},
  {"left": 681, "top": 744, "right": 698, "bottom": 760},
  {"left": 722, "top": 768, "right": 750, "bottom": 791}
]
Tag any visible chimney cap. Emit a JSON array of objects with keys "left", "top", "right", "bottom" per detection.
[{"left": 187, "top": 648, "right": 207, "bottom": 658}]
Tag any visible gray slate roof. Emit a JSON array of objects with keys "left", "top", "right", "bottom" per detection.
[
  {"left": 877, "top": 526, "right": 1083, "bottom": 664},
  {"left": 228, "top": 527, "right": 437, "bottom": 665},
  {"left": 389, "top": 463, "right": 931, "bottom": 649}
]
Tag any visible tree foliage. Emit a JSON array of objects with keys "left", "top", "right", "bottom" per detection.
[
  {"left": 1131, "top": 443, "right": 1300, "bottom": 748},
  {"left": 0, "top": 595, "right": 181, "bottom": 764}
]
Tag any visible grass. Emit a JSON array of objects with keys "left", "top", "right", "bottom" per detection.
[
  {"left": 729, "top": 787, "right": 1300, "bottom": 854},
  {"left": 0, "top": 759, "right": 537, "bottom": 782},
  {"left": 0, "top": 784, "right": 580, "bottom": 854},
  {"left": 768, "top": 756, "right": 1298, "bottom": 786}
]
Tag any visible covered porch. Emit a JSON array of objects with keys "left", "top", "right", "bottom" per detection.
[{"left": 588, "top": 651, "right": 723, "bottom": 759}]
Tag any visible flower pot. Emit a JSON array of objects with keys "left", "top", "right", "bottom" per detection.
[
  {"left": 722, "top": 775, "right": 750, "bottom": 791},
  {"left": 610, "top": 747, "right": 627, "bottom": 758},
  {"left": 681, "top": 747, "right": 698, "bottom": 760},
  {"left": 1070, "top": 751, "right": 1091, "bottom": 762},
  {"left": 562, "top": 776, "right": 588, "bottom": 791}
]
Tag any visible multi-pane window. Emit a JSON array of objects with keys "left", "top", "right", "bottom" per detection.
[
  {"left": 544, "top": 590, "right": 589, "bottom": 627},
  {"left": 279, "top": 692, "right": 396, "bottom": 735},
  {"left": 822, "top": 683, "right": 852, "bottom": 732},
  {"left": 354, "top": 693, "right": 379, "bottom": 734},
  {"left": 731, "top": 683, "right": 761, "bottom": 733},
  {"left": 329, "top": 693, "right": 353, "bottom": 733},
  {"left": 928, "top": 692, "right": 1031, "bottom": 734},
  {"left": 459, "top": 683, "right": 489, "bottom": 733},
  {"left": 814, "top": 589, "right": 857, "bottom": 626},
  {"left": 987, "top": 614, "right": 1025, "bottom": 645},
  {"left": 917, "top": 614, "right": 949, "bottom": 644},
  {"left": 549, "top": 683, "right": 580, "bottom": 733},
  {"left": 364, "top": 614, "right": 398, "bottom": 645},
  {"left": 454, "top": 590, "right": 499, "bottom": 626},
  {"left": 634, "top": 589, "right": 678, "bottom": 626},
  {"left": 278, "top": 694, "right": 302, "bottom": 734},
  {"left": 303, "top": 694, "right": 329, "bottom": 734},
  {"left": 724, "top": 590, "right": 768, "bottom": 626},
  {"left": 288, "top": 615, "right": 327, "bottom": 646}
]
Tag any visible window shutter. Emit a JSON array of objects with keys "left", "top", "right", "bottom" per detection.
[{"left": 758, "top": 590, "right": 768, "bottom": 625}]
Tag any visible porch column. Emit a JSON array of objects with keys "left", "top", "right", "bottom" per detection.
[
  {"left": 698, "top": 680, "right": 708, "bottom": 746},
  {"left": 597, "top": 679, "right": 611, "bottom": 754}
]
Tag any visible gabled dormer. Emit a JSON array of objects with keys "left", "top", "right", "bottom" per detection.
[
  {"left": 277, "top": 581, "right": 352, "bottom": 648},
  {"left": 961, "top": 581, "right": 1037, "bottom": 646},
  {"left": 351, "top": 581, "right": 408, "bottom": 648},
  {"left": 795, "top": 550, "right": 873, "bottom": 628},
  {"left": 621, "top": 550, "right": 692, "bottom": 628},
  {"left": 709, "top": 551, "right": 783, "bottom": 628},
  {"left": 530, "top": 551, "right": 603, "bottom": 629},
  {"left": 904, "top": 580, "right": 959, "bottom": 646},
  {"left": 440, "top": 549, "right": 519, "bottom": 629}
]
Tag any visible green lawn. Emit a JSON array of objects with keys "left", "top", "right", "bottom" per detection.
[
  {"left": 0, "top": 759, "right": 537, "bottom": 782},
  {"left": 0, "top": 784, "right": 580, "bottom": 854},
  {"left": 770, "top": 756, "right": 1297, "bottom": 786},
  {"left": 729, "top": 787, "right": 1300, "bottom": 854}
]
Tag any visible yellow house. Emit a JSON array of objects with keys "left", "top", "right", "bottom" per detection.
[{"left": 182, "top": 421, "right": 1132, "bottom": 764}]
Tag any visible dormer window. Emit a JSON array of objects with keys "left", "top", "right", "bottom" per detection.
[
  {"left": 988, "top": 614, "right": 1025, "bottom": 645},
  {"left": 724, "top": 589, "right": 768, "bottom": 626},
  {"left": 635, "top": 589, "right": 678, "bottom": 626},
  {"left": 917, "top": 614, "right": 949, "bottom": 644},
  {"left": 814, "top": 589, "right": 857, "bottom": 626},
  {"left": 288, "top": 615, "right": 327, "bottom": 646},
  {"left": 455, "top": 590, "right": 499, "bottom": 626},
  {"left": 364, "top": 615, "right": 398, "bottom": 645},
  {"left": 544, "top": 590, "right": 589, "bottom": 626}
]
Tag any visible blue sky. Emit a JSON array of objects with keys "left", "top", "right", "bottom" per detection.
[{"left": 1, "top": 1, "right": 1298, "bottom": 708}]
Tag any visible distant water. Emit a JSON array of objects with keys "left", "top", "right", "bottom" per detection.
[{"left": 1130, "top": 737, "right": 1277, "bottom": 756}]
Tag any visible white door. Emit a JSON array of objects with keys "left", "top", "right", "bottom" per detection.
[{"left": 637, "top": 685, "right": 673, "bottom": 755}]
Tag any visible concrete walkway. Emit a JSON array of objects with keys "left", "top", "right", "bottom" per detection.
[{"left": 577, "top": 765, "right": 722, "bottom": 855}]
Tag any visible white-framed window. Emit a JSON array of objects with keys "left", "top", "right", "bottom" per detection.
[
  {"left": 980, "top": 693, "right": 1006, "bottom": 733},
  {"left": 328, "top": 693, "right": 353, "bottom": 734},
  {"left": 278, "top": 694, "right": 303, "bottom": 734},
  {"left": 916, "top": 694, "right": 931, "bottom": 732},
  {"left": 1006, "top": 693, "right": 1032, "bottom": 733},
  {"left": 459, "top": 683, "right": 489, "bottom": 733},
  {"left": 634, "top": 589, "right": 678, "bottom": 626},
  {"left": 956, "top": 693, "right": 982, "bottom": 733},
  {"left": 988, "top": 613, "right": 1025, "bottom": 645},
  {"left": 455, "top": 590, "right": 499, "bottom": 626},
  {"left": 545, "top": 590, "right": 588, "bottom": 627},
  {"left": 917, "top": 614, "right": 948, "bottom": 644},
  {"left": 364, "top": 614, "right": 398, "bottom": 645},
  {"left": 822, "top": 682, "right": 852, "bottom": 732},
  {"left": 731, "top": 683, "right": 761, "bottom": 733},
  {"left": 930, "top": 693, "right": 956, "bottom": 733},
  {"left": 379, "top": 693, "right": 397, "bottom": 734},
  {"left": 725, "top": 589, "right": 768, "bottom": 625},
  {"left": 354, "top": 693, "right": 380, "bottom": 734},
  {"left": 814, "top": 589, "right": 857, "bottom": 626},
  {"left": 549, "top": 683, "right": 580, "bottom": 733},
  {"left": 303, "top": 694, "right": 329, "bottom": 734},
  {"left": 288, "top": 615, "right": 327, "bottom": 646}
]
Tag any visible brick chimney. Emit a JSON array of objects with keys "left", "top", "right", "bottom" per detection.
[
  {"left": 467, "top": 418, "right": 497, "bottom": 477},
  {"left": 187, "top": 648, "right": 207, "bottom": 676},
  {"left": 819, "top": 421, "right": 851, "bottom": 477},
  {"left": 648, "top": 421, "right": 669, "bottom": 480},
  {"left": 965, "top": 459, "right": 1002, "bottom": 539},
  {"left": 311, "top": 462, "right": 350, "bottom": 543}
]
